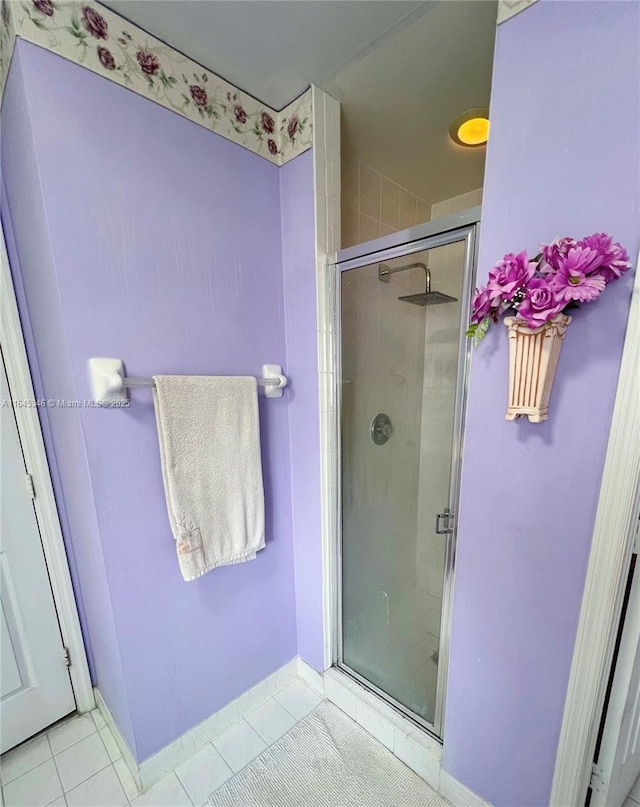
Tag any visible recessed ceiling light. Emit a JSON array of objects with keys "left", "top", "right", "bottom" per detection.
[{"left": 449, "top": 108, "right": 490, "bottom": 147}]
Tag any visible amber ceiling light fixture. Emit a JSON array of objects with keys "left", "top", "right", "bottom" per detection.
[{"left": 449, "top": 107, "right": 490, "bottom": 147}]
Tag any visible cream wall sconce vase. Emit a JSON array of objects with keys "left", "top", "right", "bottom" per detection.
[
  {"left": 466, "top": 233, "right": 632, "bottom": 423},
  {"left": 504, "top": 313, "right": 571, "bottom": 422}
]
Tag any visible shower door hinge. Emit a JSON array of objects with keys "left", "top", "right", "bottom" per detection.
[
  {"left": 63, "top": 646, "right": 71, "bottom": 668},
  {"left": 590, "top": 763, "right": 605, "bottom": 793},
  {"left": 435, "top": 510, "right": 455, "bottom": 535},
  {"left": 25, "top": 473, "right": 36, "bottom": 499}
]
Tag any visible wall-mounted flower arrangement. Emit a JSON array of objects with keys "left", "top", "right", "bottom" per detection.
[{"left": 467, "top": 234, "right": 631, "bottom": 422}]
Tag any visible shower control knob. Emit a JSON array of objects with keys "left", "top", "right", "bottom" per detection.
[{"left": 370, "top": 413, "right": 392, "bottom": 445}]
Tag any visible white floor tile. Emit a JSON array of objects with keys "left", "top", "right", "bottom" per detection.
[
  {"left": 54, "top": 733, "right": 111, "bottom": 792},
  {"left": 245, "top": 698, "right": 297, "bottom": 745},
  {"left": 44, "top": 797, "right": 67, "bottom": 806},
  {"left": 273, "top": 679, "right": 323, "bottom": 720},
  {"left": 175, "top": 744, "right": 232, "bottom": 805},
  {"left": 48, "top": 714, "right": 97, "bottom": 756},
  {"left": 98, "top": 728, "right": 121, "bottom": 763},
  {"left": 130, "top": 772, "right": 192, "bottom": 807},
  {"left": 630, "top": 773, "right": 640, "bottom": 803},
  {"left": 3, "top": 759, "right": 63, "bottom": 807},
  {"left": 65, "top": 765, "right": 127, "bottom": 807},
  {"left": 1, "top": 735, "right": 52, "bottom": 784},
  {"left": 213, "top": 720, "right": 266, "bottom": 773},
  {"left": 91, "top": 710, "right": 106, "bottom": 731},
  {"left": 113, "top": 758, "right": 139, "bottom": 802}
]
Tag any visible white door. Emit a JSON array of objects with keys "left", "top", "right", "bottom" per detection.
[
  {"left": 0, "top": 351, "right": 76, "bottom": 753},
  {"left": 591, "top": 522, "right": 640, "bottom": 807}
]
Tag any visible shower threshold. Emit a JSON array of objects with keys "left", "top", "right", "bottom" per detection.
[{"left": 334, "top": 661, "right": 442, "bottom": 741}]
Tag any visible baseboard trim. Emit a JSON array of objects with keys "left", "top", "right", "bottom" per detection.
[
  {"left": 139, "top": 658, "right": 298, "bottom": 788},
  {"left": 93, "top": 688, "right": 141, "bottom": 791},
  {"left": 96, "top": 658, "right": 299, "bottom": 792},
  {"left": 97, "top": 657, "right": 488, "bottom": 805}
]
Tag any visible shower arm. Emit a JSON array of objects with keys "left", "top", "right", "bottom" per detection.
[{"left": 378, "top": 262, "right": 431, "bottom": 292}]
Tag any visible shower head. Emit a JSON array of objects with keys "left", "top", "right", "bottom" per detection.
[
  {"left": 378, "top": 262, "right": 457, "bottom": 306},
  {"left": 398, "top": 290, "right": 458, "bottom": 306}
]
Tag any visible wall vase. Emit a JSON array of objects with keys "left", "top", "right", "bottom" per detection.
[{"left": 503, "top": 313, "right": 572, "bottom": 423}]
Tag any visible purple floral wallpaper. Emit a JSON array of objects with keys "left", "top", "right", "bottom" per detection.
[{"left": 0, "top": 0, "right": 312, "bottom": 165}]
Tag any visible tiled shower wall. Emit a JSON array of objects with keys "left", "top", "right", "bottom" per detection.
[
  {"left": 341, "top": 162, "right": 431, "bottom": 247},
  {"left": 340, "top": 186, "right": 483, "bottom": 624},
  {"left": 415, "top": 188, "right": 483, "bottom": 601}
]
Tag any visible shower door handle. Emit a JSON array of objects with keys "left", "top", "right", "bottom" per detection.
[{"left": 435, "top": 510, "right": 455, "bottom": 535}]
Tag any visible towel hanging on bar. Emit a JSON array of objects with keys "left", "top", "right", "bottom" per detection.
[{"left": 152, "top": 375, "right": 266, "bottom": 581}]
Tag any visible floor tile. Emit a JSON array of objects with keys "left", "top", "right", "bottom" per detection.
[
  {"left": 630, "top": 773, "right": 640, "bottom": 803},
  {"left": 130, "top": 772, "right": 192, "bottom": 807},
  {"left": 3, "top": 758, "right": 62, "bottom": 807},
  {"left": 44, "top": 797, "right": 67, "bottom": 806},
  {"left": 99, "top": 728, "right": 121, "bottom": 763},
  {"left": 175, "top": 744, "right": 232, "bottom": 805},
  {"left": 65, "top": 765, "right": 127, "bottom": 807},
  {"left": 1, "top": 735, "right": 52, "bottom": 784},
  {"left": 273, "top": 679, "right": 323, "bottom": 720},
  {"left": 213, "top": 720, "right": 266, "bottom": 773},
  {"left": 245, "top": 698, "right": 297, "bottom": 745},
  {"left": 48, "top": 714, "right": 97, "bottom": 756},
  {"left": 91, "top": 710, "right": 106, "bottom": 731},
  {"left": 54, "top": 733, "right": 111, "bottom": 792},
  {"left": 113, "top": 758, "right": 139, "bottom": 802}
]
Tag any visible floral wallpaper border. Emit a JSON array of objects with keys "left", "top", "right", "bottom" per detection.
[
  {"left": 0, "top": 0, "right": 312, "bottom": 166},
  {"left": 496, "top": 0, "right": 538, "bottom": 24}
]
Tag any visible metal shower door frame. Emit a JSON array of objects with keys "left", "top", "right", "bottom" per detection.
[{"left": 333, "top": 208, "right": 480, "bottom": 740}]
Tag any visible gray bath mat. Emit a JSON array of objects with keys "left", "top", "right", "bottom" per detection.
[{"left": 209, "top": 700, "right": 451, "bottom": 806}]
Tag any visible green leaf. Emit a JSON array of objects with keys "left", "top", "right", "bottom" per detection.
[
  {"left": 473, "top": 316, "right": 491, "bottom": 347},
  {"left": 465, "top": 323, "right": 478, "bottom": 339}
]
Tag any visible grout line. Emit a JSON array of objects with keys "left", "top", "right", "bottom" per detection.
[
  {"left": 47, "top": 748, "right": 67, "bottom": 802},
  {"left": 56, "top": 731, "right": 112, "bottom": 797}
]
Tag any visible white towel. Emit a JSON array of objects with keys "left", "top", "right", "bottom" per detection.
[{"left": 152, "top": 375, "right": 265, "bottom": 581}]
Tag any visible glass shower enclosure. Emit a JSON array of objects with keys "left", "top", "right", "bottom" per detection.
[{"left": 335, "top": 211, "right": 479, "bottom": 738}]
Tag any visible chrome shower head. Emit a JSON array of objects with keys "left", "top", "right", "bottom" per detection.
[
  {"left": 378, "top": 262, "right": 457, "bottom": 306},
  {"left": 398, "top": 290, "right": 458, "bottom": 306}
]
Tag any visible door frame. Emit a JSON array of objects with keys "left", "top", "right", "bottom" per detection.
[
  {"left": 1, "top": 226, "right": 94, "bottom": 715},
  {"left": 551, "top": 252, "right": 640, "bottom": 805},
  {"left": 330, "top": 209, "right": 481, "bottom": 739}
]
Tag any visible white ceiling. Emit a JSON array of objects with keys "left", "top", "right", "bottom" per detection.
[
  {"left": 101, "top": 0, "right": 497, "bottom": 205},
  {"left": 102, "top": 1, "right": 430, "bottom": 109},
  {"left": 332, "top": 1, "right": 497, "bottom": 203}
]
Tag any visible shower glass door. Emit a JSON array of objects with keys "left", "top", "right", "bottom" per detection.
[{"left": 337, "top": 222, "right": 477, "bottom": 737}]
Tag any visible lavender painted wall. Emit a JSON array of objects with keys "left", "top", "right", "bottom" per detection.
[
  {"left": 1, "top": 50, "right": 136, "bottom": 751},
  {"left": 444, "top": 3, "right": 640, "bottom": 805},
  {"left": 280, "top": 153, "right": 325, "bottom": 670},
  {"left": 3, "top": 41, "right": 300, "bottom": 761}
]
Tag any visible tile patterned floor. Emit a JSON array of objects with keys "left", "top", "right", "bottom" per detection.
[
  {"left": 0, "top": 679, "right": 322, "bottom": 807},
  {"left": 3, "top": 677, "right": 639, "bottom": 807}
]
